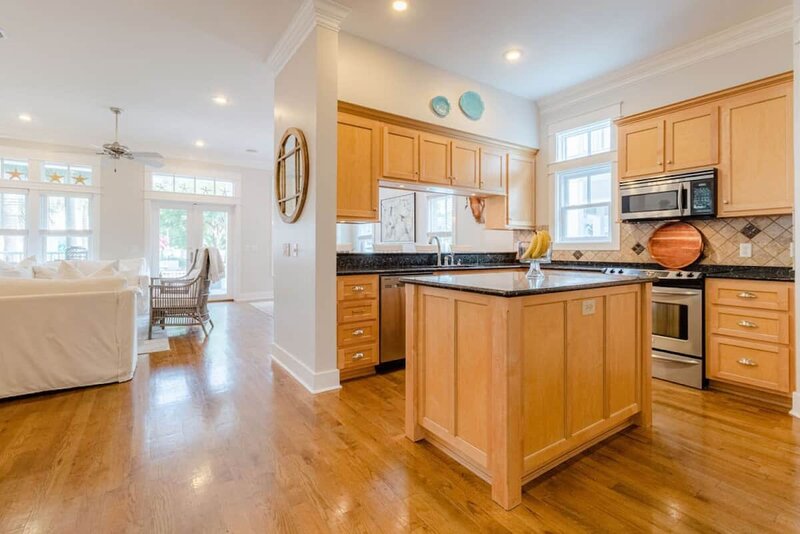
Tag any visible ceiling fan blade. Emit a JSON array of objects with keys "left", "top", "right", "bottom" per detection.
[{"left": 131, "top": 152, "right": 163, "bottom": 159}]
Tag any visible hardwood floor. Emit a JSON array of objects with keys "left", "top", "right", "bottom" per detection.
[{"left": 1, "top": 302, "right": 799, "bottom": 533}]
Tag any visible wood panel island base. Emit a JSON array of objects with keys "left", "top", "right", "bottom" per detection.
[{"left": 401, "top": 271, "right": 653, "bottom": 510}]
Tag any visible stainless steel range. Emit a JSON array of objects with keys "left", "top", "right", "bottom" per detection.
[{"left": 602, "top": 267, "right": 705, "bottom": 389}]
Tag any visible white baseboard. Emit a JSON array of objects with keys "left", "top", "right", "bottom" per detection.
[
  {"left": 235, "top": 291, "right": 274, "bottom": 302},
  {"left": 269, "top": 342, "right": 341, "bottom": 394},
  {"left": 791, "top": 392, "right": 800, "bottom": 419}
]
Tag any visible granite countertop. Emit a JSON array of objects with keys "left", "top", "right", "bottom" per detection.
[
  {"left": 338, "top": 263, "right": 525, "bottom": 276},
  {"left": 701, "top": 266, "right": 794, "bottom": 282},
  {"left": 400, "top": 270, "right": 651, "bottom": 297}
]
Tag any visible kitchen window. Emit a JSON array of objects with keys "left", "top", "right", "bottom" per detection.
[
  {"left": 555, "top": 165, "right": 612, "bottom": 244},
  {"left": 0, "top": 191, "right": 27, "bottom": 262},
  {"left": 555, "top": 120, "right": 611, "bottom": 162},
  {"left": 40, "top": 193, "right": 93, "bottom": 261},
  {"left": 427, "top": 195, "right": 454, "bottom": 251}
]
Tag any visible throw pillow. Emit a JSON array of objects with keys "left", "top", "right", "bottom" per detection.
[
  {"left": 0, "top": 256, "right": 36, "bottom": 279},
  {"left": 87, "top": 263, "right": 117, "bottom": 278},
  {"left": 75, "top": 259, "right": 119, "bottom": 276},
  {"left": 33, "top": 265, "right": 58, "bottom": 279},
  {"left": 57, "top": 261, "right": 84, "bottom": 280}
]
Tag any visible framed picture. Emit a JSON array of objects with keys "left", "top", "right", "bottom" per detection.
[{"left": 380, "top": 193, "right": 416, "bottom": 243}]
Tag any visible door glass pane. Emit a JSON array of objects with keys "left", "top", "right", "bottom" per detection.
[
  {"left": 158, "top": 208, "right": 189, "bottom": 277},
  {"left": 652, "top": 302, "right": 688, "bottom": 340},
  {"left": 202, "top": 210, "right": 228, "bottom": 295},
  {"left": 69, "top": 197, "right": 90, "bottom": 230},
  {"left": 46, "top": 196, "right": 67, "bottom": 230}
]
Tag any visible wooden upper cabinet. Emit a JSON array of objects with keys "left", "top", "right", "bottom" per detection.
[
  {"left": 419, "top": 132, "right": 451, "bottom": 185},
  {"left": 382, "top": 124, "right": 419, "bottom": 181},
  {"left": 337, "top": 113, "right": 380, "bottom": 221},
  {"left": 718, "top": 82, "right": 793, "bottom": 217},
  {"left": 618, "top": 118, "right": 664, "bottom": 179},
  {"left": 450, "top": 140, "right": 480, "bottom": 189},
  {"left": 506, "top": 152, "right": 536, "bottom": 228},
  {"left": 665, "top": 104, "right": 719, "bottom": 172},
  {"left": 479, "top": 146, "right": 506, "bottom": 193}
]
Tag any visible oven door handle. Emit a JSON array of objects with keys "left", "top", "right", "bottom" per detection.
[
  {"left": 652, "top": 353, "right": 701, "bottom": 365},
  {"left": 653, "top": 290, "right": 700, "bottom": 297}
]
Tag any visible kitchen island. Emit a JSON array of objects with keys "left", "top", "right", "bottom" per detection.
[{"left": 401, "top": 270, "right": 653, "bottom": 509}]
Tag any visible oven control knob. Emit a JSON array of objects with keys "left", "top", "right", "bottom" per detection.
[
  {"left": 608, "top": 269, "right": 616, "bottom": 274},
  {"left": 675, "top": 272, "right": 683, "bottom": 277},
  {"left": 686, "top": 272, "right": 695, "bottom": 278}
]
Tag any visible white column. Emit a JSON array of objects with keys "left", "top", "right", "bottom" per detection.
[{"left": 267, "top": 0, "right": 348, "bottom": 393}]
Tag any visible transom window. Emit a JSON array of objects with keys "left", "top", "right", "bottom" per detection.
[
  {"left": 555, "top": 165, "right": 612, "bottom": 243},
  {"left": 43, "top": 163, "right": 93, "bottom": 186},
  {"left": 152, "top": 173, "right": 235, "bottom": 197},
  {"left": 556, "top": 120, "right": 611, "bottom": 162},
  {"left": 427, "top": 195, "right": 454, "bottom": 251},
  {"left": 2, "top": 159, "right": 29, "bottom": 181}
]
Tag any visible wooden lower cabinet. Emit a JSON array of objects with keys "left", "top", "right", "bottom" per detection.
[
  {"left": 337, "top": 275, "right": 380, "bottom": 380},
  {"left": 405, "top": 282, "right": 651, "bottom": 509},
  {"left": 706, "top": 279, "right": 794, "bottom": 398}
]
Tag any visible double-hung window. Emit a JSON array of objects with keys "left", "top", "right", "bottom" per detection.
[
  {"left": 550, "top": 112, "right": 618, "bottom": 249},
  {"left": 40, "top": 193, "right": 93, "bottom": 261},
  {"left": 0, "top": 191, "right": 27, "bottom": 262},
  {"left": 427, "top": 195, "right": 454, "bottom": 251}
]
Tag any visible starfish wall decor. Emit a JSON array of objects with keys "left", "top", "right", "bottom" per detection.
[
  {"left": 7, "top": 169, "right": 23, "bottom": 180},
  {"left": 73, "top": 174, "right": 88, "bottom": 185},
  {"left": 48, "top": 172, "right": 63, "bottom": 183}
]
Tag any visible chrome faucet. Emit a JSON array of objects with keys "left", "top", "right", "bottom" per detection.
[{"left": 428, "top": 236, "right": 442, "bottom": 266}]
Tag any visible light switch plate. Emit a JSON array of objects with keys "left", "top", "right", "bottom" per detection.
[
  {"left": 582, "top": 299, "right": 596, "bottom": 315},
  {"left": 739, "top": 243, "right": 752, "bottom": 258},
  {"left": 282, "top": 243, "right": 290, "bottom": 257},
  {"left": 291, "top": 243, "right": 299, "bottom": 257}
]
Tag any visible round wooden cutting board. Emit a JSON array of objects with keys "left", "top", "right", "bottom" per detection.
[{"left": 647, "top": 222, "right": 704, "bottom": 269}]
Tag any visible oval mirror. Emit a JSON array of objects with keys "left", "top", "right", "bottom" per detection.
[{"left": 274, "top": 127, "right": 309, "bottom": 223}]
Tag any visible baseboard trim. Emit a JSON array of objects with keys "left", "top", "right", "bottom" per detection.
[
  {"left": 235, "top": 291, "right": 274, "bottom": 302},
  {"left": 269, "top": 342, "right": 340, "bottom": 394},
  {"left": 791, "top": 392, "right": 800, "bottom": 419}
]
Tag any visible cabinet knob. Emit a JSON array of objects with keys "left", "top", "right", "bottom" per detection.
[
  {"left": 352, "top": 328, "right": 365, "bottom": 337},
  {"left": 737, "top": 358, "right": 758, "bottom": 367},
  {"left": 737, "top": 292, "right": 757, "bottom": 299},
  {"left": 352, "top": 285, "right": 365, "bottom": 292},
  {"left": 658, "top": 161, "right": 663, "bottom": 165},
  {"left": 723, "top": 200, "right": 730, "bottom": 204},
  {"left": 737, "top": 320, "right": 758, "bottom": 329},
  {"left": 352, "top": 352, "right": 366, "bottom": 361},
  {"left": 667, "top": 160, "right": 673, "bottom": 164}
]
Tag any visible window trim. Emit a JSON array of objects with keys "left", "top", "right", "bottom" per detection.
[
  {"left": 555, "top": 119, "right": 612, "bottom": 163},
  {"left": 554, "top": 163, "right": 614, "bottom": 245},
  {"left": 426, "top": 194, "right": 455, "bottom": 249}
]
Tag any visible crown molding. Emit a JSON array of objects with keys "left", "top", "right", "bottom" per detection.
[
  {"left": 266, "top": 0, "right": 350, "bottom": 75},
  {"left": 538, "top": 6, "right": 793, "bottom": 116}
]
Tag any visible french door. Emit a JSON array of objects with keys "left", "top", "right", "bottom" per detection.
[{"left": 151, "top": 201, "right": 233, "bottom": 300}]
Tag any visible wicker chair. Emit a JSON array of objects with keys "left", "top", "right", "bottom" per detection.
[
  {"left": 65, "top": 246, "right": 89, "bottom": 260},
  {"left": 148, "top": 248, "right": 214, "bottom": 339}
]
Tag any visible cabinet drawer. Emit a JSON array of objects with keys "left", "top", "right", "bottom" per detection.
[
  {"left": 337, "top": 320, "right": 379, "bottom": 348},
  {"left": 337, "top": 275, "right": 379, "bottom": 301},
  {"left": 706, "top": 279, "right": 791, "bottom": 311},
  {"left": 338, "top": 343, "right": 379, "bottom": 370},
  {"left": 707, "top": 335, "right": 791, "bottom": 394},
  {"left": 708, "top": 305, "right": 789, "bottom": 344},
  {"left": 338, "top": 299, "right": 379, "bottom": 323}
]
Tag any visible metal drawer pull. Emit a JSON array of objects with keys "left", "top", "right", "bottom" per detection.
[
  {"left": 352, "top": 352, "right": 366, "bottom": 361},
  {"left": 351, "top": 285, "right": 365, "bottom": 292},
  {"left": 737, "top": 292, "right": 757, "bottom": 299},
  {"left": 737, "top": 358, "right": 758, "bottom": 367},
  {"left": 352, "top": 329, "right": 365, "bottom": 336},
  {"left": 737, "top": 320, "right": 758, "bottom": 328}
]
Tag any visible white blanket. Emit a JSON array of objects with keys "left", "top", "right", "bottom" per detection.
[{"left": 206, "top": 247, "right": 226, "bottom": 283}]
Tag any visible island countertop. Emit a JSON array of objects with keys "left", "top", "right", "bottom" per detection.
[{"left": 400, "top": 269, "right": 651, "bottom": 297}]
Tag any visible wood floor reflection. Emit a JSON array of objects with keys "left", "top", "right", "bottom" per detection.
[{"left": 1, "top": 302, "right": 798, "bottom": 532}]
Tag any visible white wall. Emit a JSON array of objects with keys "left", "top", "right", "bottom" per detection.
[
  {"left": 338, "top": 32, "right": 539, "bottom": 149},
  {"left": 535, "top": 33, "right": 794, "bottom": 225},
  {"left": 0, "top": 137, "right": 272, "bottom": 298},
  {"left": 271, "top": 25, "right": 340, "bottom": 393}
]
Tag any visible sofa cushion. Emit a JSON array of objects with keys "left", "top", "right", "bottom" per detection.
[
  {"left": 0, "top": 256, "right": 36, "bottom": 279},
  {"left": 0, "top": 277, "right": 128, "bottom": 297},
  {"left": 74, "top": 259, "right": 120, "bottom": 276},
  {"left": 58, "top": 261, "right": 85, "bottom": 279}
]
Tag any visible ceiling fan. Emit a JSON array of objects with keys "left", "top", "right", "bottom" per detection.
[{"left": 97, "top": 107, "right": 164, "bottom": 168}]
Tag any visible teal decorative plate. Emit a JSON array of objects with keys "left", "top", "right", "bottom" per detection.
[
  {"left": 430, "top": 96, "right": 450, "bottom": 118},
  {"left": 459, "top": 91, "right": 484, "bottom": 120}
]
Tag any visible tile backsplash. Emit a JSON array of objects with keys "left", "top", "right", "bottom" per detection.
[{"left": 514, "top": 215, "right": 793, "bottom": 267}]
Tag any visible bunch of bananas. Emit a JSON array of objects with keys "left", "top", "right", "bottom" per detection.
[{"left": 521, "top": 230, "right": 551, "bottom": 260}]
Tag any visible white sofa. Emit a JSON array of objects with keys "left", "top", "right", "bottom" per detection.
[{"left": 0, "top": 277, "right": 138, "bottom": 400}]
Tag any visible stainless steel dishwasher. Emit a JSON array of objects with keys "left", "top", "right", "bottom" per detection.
[{"left": 380, "top": 275, "right": 412, "bottom": 364}]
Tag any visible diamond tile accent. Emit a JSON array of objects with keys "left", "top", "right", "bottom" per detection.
[
  {"left": 572, "top": 250, "right": 583, "bottom": 260},
  {"left": 631, "top": 242, "right": 645, "bottom": 255},
  {"left": 741, "top": 223, "right": 761, "bottom": 239}
]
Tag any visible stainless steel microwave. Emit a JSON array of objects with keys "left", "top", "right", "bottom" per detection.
[{"left": 620, "top": 169, "right": 716, "bottom": 222}]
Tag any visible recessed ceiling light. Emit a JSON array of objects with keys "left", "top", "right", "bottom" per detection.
[
  {"left": 212, "top": 95, "right": 228, "bottom": 105},
  {"left": 392, "top": 0, "right": 408, "bottom": 12},
  {"left": 504, "top": 49, "right": 523, "bottom": 63},
  {"left": 18, "top": 113, "right": 32, "bottom": 122},
  {"left": 194, "top": 140, "right": 206, "bottom": 147}
]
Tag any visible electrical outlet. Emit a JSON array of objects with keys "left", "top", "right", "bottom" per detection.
[
  {"left": 582, "top": 299, "right": 596, "bottom": 316},
  {"left": 739, "top": 243, "right": 752, "bottom": 258},
  {"left": 282, "top": 243, "right": 290, "bottom": 257}
]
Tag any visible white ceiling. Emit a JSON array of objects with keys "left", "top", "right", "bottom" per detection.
[
  {"left": 0, "top": 0, "right": 300, "bottom": 168},
  {"left": 340, "top": 0, "right": 790, "bottom": 101},
  {"left": 0, "top": 0, "right": 791, "bottom": 167}
]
